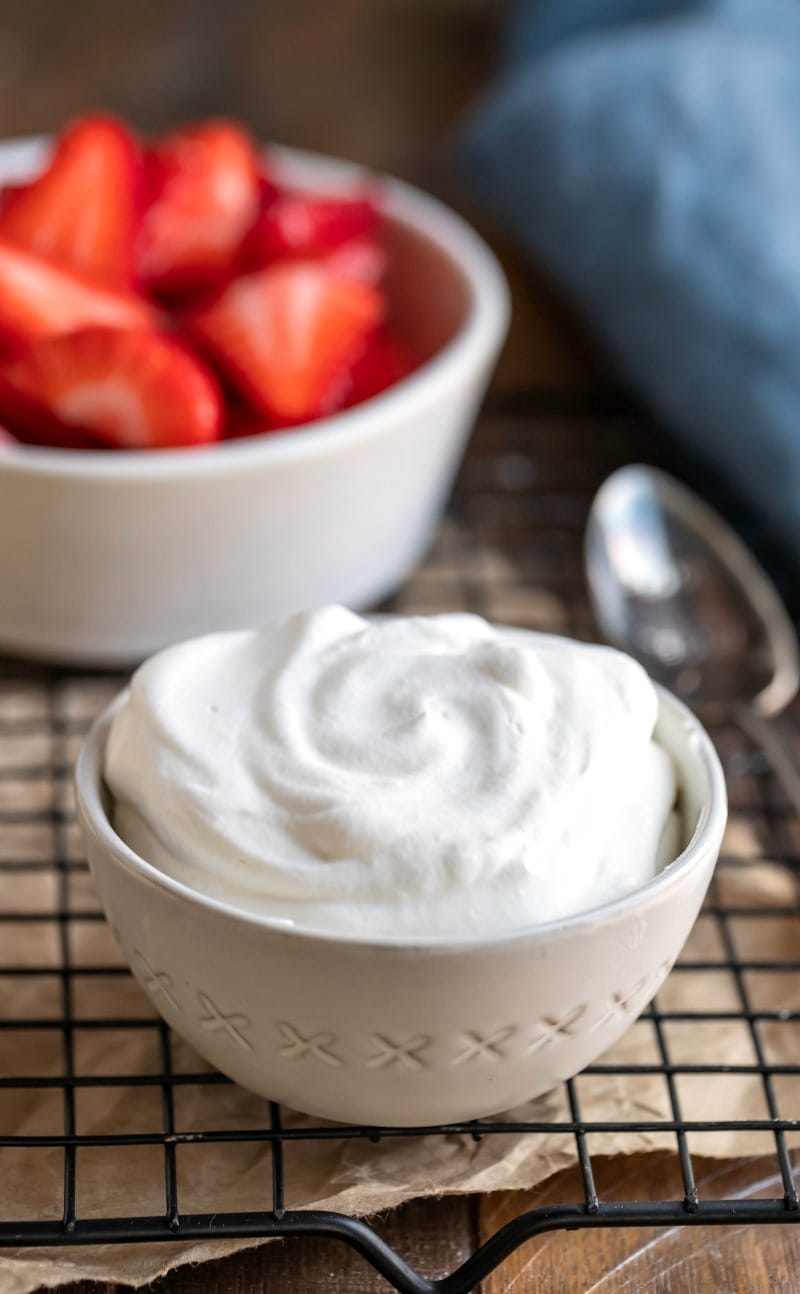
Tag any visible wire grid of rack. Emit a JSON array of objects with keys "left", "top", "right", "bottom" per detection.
[{"left": 0, "top": 391, "right": 799, "bottom": 1294}]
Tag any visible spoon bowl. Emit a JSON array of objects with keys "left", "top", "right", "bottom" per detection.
[
  {"left": 586, "top": 465, "right": 800, "bottom": 718},
  {"left": 586, "top": 464, "right": 800, "bottom": 816}
]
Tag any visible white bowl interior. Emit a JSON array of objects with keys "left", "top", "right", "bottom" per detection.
[
  {"left": 383, "top": 218, "right": 472, "bottom": 359},
  {"left": 654, "top": 691, "right": 713, "bottom": 860}
]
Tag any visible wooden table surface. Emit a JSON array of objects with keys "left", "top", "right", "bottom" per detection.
[
  {"left": 0, "top": 3, "right": 797, "bottom": 1289},
  {"left": 118, "top": 1156, "right": 800, "bottom": 1294}
]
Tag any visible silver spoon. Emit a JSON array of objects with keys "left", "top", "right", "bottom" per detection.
[{"left": 586, "top": 464, "right": 800, "bottom": 813}]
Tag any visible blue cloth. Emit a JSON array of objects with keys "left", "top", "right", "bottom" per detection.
[{"left": 460, "top": 0, "right": 800, "bottom": 550}]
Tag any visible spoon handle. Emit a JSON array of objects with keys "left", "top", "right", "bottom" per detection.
[{"left": 734, "top": 706, "right": 800, "bottom": 817}]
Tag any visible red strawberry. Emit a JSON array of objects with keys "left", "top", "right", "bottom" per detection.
[
  {"left": 188, "top": 260, "right": 384, "bottom": 423},
  {"left": 0, "top": 115, "right": 141, "bottom": 288},
  {"left": 245, "top": 191, "right": 379, "bottom": 264},
  {"left": 256, "top": 171, "right": 280, "bottom": 212},
  {"left": 345, "top": 329, "right": 417, "bottom": 407},
  {"left": 139, "top": 120, "right": 261, "bottom": 295},
  {"left": 223, "top": 398, "right": 271, "bottom": 440},
  {"left": 0, "top": 367, "right": 105, "bottom": 448},
  {"left": 0, "top": 327, "right": 222, "bottom": 449},
  {"left": 0, "top": 184, "right": 25, "bottom": 216},
  {"left": 324, "top": 234, "right": 386, "bottom": 285},
  {"left": 0, "top": 238, "right": 157, "bottom": 347}
]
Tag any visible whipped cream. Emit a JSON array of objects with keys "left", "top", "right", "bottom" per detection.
[{"left": 105, "top": 608, "right": 679, "bottom": 938}]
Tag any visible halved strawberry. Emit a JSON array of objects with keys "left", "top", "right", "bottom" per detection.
[
  {"left": 324, "top": 234, "right": 386, "bottom": 285},
  {"left": 0, "top": 184, "right": 25, "bottom": 216},
  {"left": 0, "top": 327, "right": 222, "bottom": 449},
  {"left": 223, "top": 397, "right": 272, "bottom": 440},
  {"left": 345, "top": 328, "right": 418, "bottom": 407},
  {"left": 244, "top": 191, "right": 379, "bottom": 264},
  {"left": 139, "top": 120, "right": 261, "bottom": 295},
  {"left": 188, "top": 260, "right": 384, "bottom": 423},
  {"left": 0, "top": 238, "right": 157, "bottom": 347},
  {"left": 0, "top": 367, "right": 105, "bottom": 448},
  {"left": 256, "top": 172, "right": 280, "bottom": 213},
  {"left": 0, "top": 115, "right": 141, "bottom": 288}
]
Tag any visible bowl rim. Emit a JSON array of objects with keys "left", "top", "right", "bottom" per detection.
[
  {"left": 0, "top": 139, "right": 510, "bottom": 481},
  {"left": 75, "top": 647, "right": 728, "bottom": 954}
]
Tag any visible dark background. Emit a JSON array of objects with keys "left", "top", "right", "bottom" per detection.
[{"left": 0, "top": 2, "right": 491, "bottom": 182}]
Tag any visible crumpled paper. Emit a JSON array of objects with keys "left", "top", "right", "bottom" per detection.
[{"left": 1, "top": 534, "right": 798, "bottom": 1293}]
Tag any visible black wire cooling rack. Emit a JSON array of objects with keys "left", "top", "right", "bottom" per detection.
[{"left": 0, "top": 392, "right": 799, "bottom": 1294}]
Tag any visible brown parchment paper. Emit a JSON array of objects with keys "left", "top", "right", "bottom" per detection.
[{"left": 1, "top": 530, "right": 799, "bottom": 1292}]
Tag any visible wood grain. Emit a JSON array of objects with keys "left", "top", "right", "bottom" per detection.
[
  {"left": 148, "top": 1196, "right": 474, "bottom": 1294},
  {"left": 38, "top": 1198, "right": 472, "bottom": 1294},
  {"left": 477, "top": 1155, "right": 800, "bottom": 1294}
]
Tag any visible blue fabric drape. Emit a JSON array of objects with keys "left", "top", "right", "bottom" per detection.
[{"left": 461, "top": 0, "right": 800, "bottom": 547}]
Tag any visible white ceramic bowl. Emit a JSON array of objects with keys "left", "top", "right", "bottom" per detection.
[
  {"left": 75, "top": 680, "right": 727, "bottom": 1127},
  {"left": 0, "top": 139, "right": 509, "bottom": 666}
]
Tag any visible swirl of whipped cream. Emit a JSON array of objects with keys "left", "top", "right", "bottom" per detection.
[{"left": 105, "top": 608, "right": 679, "bottom": 938}]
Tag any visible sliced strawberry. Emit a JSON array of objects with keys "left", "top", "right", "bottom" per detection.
[
  {"left": 0, "top": 184, "right": 25, "bottom": 216},
  {"left": 324, "top": 234, "right": 386, "bottom": 285},
  {"left": 240, "top": 190, "right": 386, "bottom": 283},
  {"left": 0, "top": 238, "right": 157, "bottom": 348},
  {"left": 223, "top": 398, "right": 272, "bottom": 440},
  {"left": 0, "top": 115, "right": 140, "bottom": 288},
  {"left": 245, "top": 191, "right": 379, "bottom": 264},
  {"left": 0, "top": 367, "right": 105, "bottom": 448},
  {"left": 188, "top": 260, "right": 384, "bottom": 423},
  {"left": 0, "top": 327, "right": 222, "bottom": 449},
  {"left": 139, "top": 120, "right": 261, "bottom": 295},
  {"left": 256, "top": 171, "right": 280, "bottom": 212},
  {"left": 345, "top": 328, "right": 418, "bottom": 407}
]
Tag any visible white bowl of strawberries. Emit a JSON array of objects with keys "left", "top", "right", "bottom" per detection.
[{"left": 0, "top": 116, "right": 508, "bottom": 665}]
